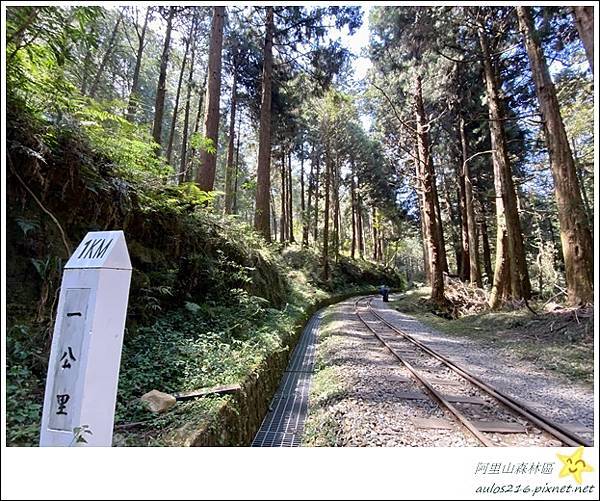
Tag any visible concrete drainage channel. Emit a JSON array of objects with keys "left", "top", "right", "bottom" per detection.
[{"left": 251, "top": 309, "right": 323, "bottom": 447}]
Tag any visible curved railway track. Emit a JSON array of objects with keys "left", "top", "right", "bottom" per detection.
[{"left": 354, "top": 296, "right": 591, "bottom": 447}]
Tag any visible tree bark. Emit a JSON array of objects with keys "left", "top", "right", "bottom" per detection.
[
  {"left": 126, "top": 7, "right": 151, "bottom": 121},
  {"left": 459, "top": 116, "right": 482, "bottom": 287},
  {"left": 197, "top": 6, "right": 225, "bottom": 191},
  {"left": 280, "top": 146, "right": 287, "bottom": 243},
  {"left": 232, "top": 110, "right": 242, "bottom": 214},
  {"left": 89, "top": 12, "right": 123, "bottom": 99},
  {"left": 333, "top": 157, "right": 340, "bottom": 260},
  {"left": 301, "top": 144, "right": 309, "bottom": 247},
  {"left": 166, "top": 32, "right": 191, "bottom": 165},
  {"left": 414, "top": 74, "right": 445, "bottom": 304},
  {"left": 224, "top": 71, "right": 238, "bottom": 214},
  {"left": 572, "top": 6, "right": 594, "bottom": 73},
  {"left": 185, "top": 73, "right": 207, "bottom": 182},
  {"left": 254, "top": 7, "right": 274, "bottom": 241},
  {"left": 322, "top": 145, "right": 332, "bottom": 281},
  {"left": 431, "top": 166, "right": 449, "bottom": 274},
  {"left": 178, "top": 28, "right": 197, "bottom": 183},
  {"left": 357, "top": 179, "right": 364, "bottom": 259},
  {"left": 351, "top": 165, "right": 357, "bottom": 260},
  {"left": 517, "top": 7, "right": 594, "bottom": 305},
  {"left": 151, "top": 7, "right": 175, "bottom": 151},
  {"left": 287, "top": 150, "right": 295, "bottom": 243},
  {"left": 313, "top": 154, "right": 320, "bottom": 244},
  {"left": 478, "top": 23, "right": 531, "bottom": 308},
  {"left": 414, "top": 141, "right": 430, "bottom": 282}
]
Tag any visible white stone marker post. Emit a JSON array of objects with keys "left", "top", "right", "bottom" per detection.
[{"left": 40, "top": 230, "right": 132, "bottom": 446}]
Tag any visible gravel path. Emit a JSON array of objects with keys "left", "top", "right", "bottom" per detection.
[
  {"left": 375, "top": 294, "right": 594, "bottom": 434},
  {"left": 302, "top": 295, "right": 594, "bottom": 447}
]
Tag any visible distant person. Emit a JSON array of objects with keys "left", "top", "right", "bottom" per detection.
[{"left": 379, "top": 284, "right": 390, "bottom": 302}]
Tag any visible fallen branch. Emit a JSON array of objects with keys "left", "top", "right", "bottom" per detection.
[{"left": 174, "top": 383, "right": 241, "bottom": 401}]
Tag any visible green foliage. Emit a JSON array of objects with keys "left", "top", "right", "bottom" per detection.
[{"left": 189, "top": 132, "right": 217, "bottom": 154}]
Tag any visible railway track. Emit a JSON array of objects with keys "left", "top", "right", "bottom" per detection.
[{"left": 354, "top": 296, "right": 592, "bottom": 447}]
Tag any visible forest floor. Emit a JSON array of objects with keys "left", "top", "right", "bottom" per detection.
[{"left": 303, "top": 293, "right": 594, "bottom": 447}]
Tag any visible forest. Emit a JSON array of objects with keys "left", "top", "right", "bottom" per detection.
[{"left": 4, "top": 5, "right": 594, "bottom": 447}]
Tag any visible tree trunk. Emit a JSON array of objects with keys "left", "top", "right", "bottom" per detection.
[
  {"left": 178, "top": 29, "right": 197, "bottom": 183},
  {"left": 351, "top": 165, "right": 357, "bottom": 260},
  {"left": 185, "top": 73, "right": 207, "bottom": 182},
  {"left": 414, "top": 142, "right": 431, "bottom": 282},
  {"left": 254, "top": 7, "right": 274, "bottom": 241},
  {"left": 166, "top": 32, "right": 191, "bottom": 165},
  {"left": 301, "top": 144, "right": 309, "bottom": 247},
  {"left": 151, "top": 7, "right": 175, "bottom": 151},
  {"left": 441, "top": 169, "right": 462, "bottom": 277},
  {"left": 224, "top": 71, "right": 238, "bottom": 214},
  {"left": 372, "top": 207, "right": 379, "bottom": 261},
  {"left": 287, "top": 150, "right": 295, "bottom": 243},
  {"left": 478, "top": 24, "right": 530, "bottom": 308},
  {"left": 572, "top": 6, "right": 594, "bottom": 73},
  {"left": 431, "top": 166, "right": 449, "bottom": 274},
  {"left": 459, "top": 116, "right": 482, "bottom": 287},
  {"left": 126, "top": 7, "right": 151, "bottom": 121},
  {"left": 280, "top": 146, "right": 287, "bottom": 243},
  {"left": 517, "top": 7, "right": 594, "bottom": 305},
  {"left": 89, "top": 12, "right": 123, "bottom": 99},
  {"left": 322, "top": 146, "right": 331, "bottom": 281},
  {"left": 455, "top": 132, "right": 470, "bottom": 282},
  {"left": 313, "top": 154, "right": 320, "bottom": 244},
  {"left": 357, "top": 179, "right": 364, "bottom": 259},
  {"left": 333, "top": 157, "right": 340, "bottom": 260},
  {"left": 414, "top": 74, "right": 445, "bottom": 304},
  {"left": 572, "top": 138, "right": 592, "bottom": 226},
  {"left": 197, "top": 6, "right": 225, "bottom": 191},
  {"left": 232, "top": 110, "right": 242, "bottom": 214}
]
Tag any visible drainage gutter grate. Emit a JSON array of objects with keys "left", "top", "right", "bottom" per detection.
[{"left": 251, "top": 310, "right": 322, "bottom": 447}]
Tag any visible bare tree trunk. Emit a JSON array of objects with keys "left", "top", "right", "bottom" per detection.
[
  {"left": 254, "top": 7, "right": 274, "bottom": 241},
  {"left": 432, "top": 167, "right": 449, "bottom": 274},
  {"left": 178, "top": 29, "right": 197, "bottom": 183},
  {"left": 322, "top": 145, "right": 331, "bottom": 281},
  {"left": 478, "top": 24, "right": 530, "bottom": 308},
  {"left": 197, "top": 6, "right": 225, "bottom": 191},
  {"left": 333, "top": 157, "right": 340, "bottom": 260},
  {"left": 224, "top": 71, "right": 238, "bottom": 214},
  {"left": 280, "top": 146, "right": 287, "bottom": 243},
  {"left": 372, "top": 207, "right": 379, "bottom": 261},
  {"left": 572, "top": 138, "right": 592, "bottom": 225},
  {"left": 89, "top": 12, "right": 123, "bottom": 99},
  {"left": 166, "top": 32, "right": 191, "bottom": 165},
  {"left": 301, "top": 144, "right": 309, "bottom": 247},
  {"left": 414, "top": 140, "right": 431, "bottom": 282},
  {"left": 415, "top": 74, "right": 445, "bottom": 304},
  {"left": 441, "top": 169, "right": 462, "bottom": 276},
  {"left": 572, "top": 6, "right": 594, "bottom": 73},
  {"left": 351, "top": 165, "right": 357, "bottom": 260},
  {"left": 185, "top": 73, "right": 207, "bottom": 182},
  {"left": 518, "top": 7, "right": 594, "bottom": 305},
  {"left": 357, "top": 179, "right": 364, "bottom": 259},
  {"left": 313, "top": 154, "right": 320, "bottom": 244},
  {"left": 151, "top": 7, "right": 175, "bottom": 151},
  {"left": 232, "top": 110, "right": 242, "bottom": 214},
  {"left": 459, "top": 116, "right": 482, "bottom": 287},
  {"left": 126, "top": 7, "right": 151, "bottom": 121},
  {"left": 287, "top": 149, "right": 295, "bottom": 243}
]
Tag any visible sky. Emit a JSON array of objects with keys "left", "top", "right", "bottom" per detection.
[{"left": 338, "top": 5, "right": 373, "bottom": 82}]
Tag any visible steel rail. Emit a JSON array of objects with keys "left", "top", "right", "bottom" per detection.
[
  {"left": 354, "top": 297, "right": 494, "bottom": 446},
  {"left": 365, "top": 297, "right": 591, "bottom": 447}
]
